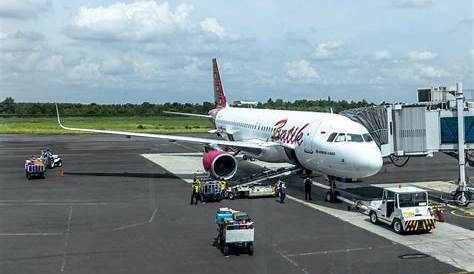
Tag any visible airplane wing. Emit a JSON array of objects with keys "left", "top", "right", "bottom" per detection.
[
  {"left": 162, "top": 111, "right": 212, "bottom": 118},
  {"left": 55, "top": 104, "right": 264, "bottom": 151}
]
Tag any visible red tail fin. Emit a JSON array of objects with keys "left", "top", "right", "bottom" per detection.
[{"left": 212, "top": 58, "right": 228, "bottom": 108}]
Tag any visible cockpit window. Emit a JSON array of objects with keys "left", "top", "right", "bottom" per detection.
[
  {"left": 347, "top": 134, "right": 364, "bottom": 142},
  {"left": 363, "top": 133, "right": 374, "bottom": 142},
  {"left": 334, "top": 133, "right": 346, "bottom": 142},
  {"left": 327, "top": 132, "right": 337, "bottom": 142}
]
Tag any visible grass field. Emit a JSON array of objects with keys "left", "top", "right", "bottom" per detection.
[{"left": 0, "top": 116, "right": 213, "bottom": 135}]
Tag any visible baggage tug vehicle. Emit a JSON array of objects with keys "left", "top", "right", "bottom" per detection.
[{"left": 368, "top": 186, "right": 436, "bottom": 234}]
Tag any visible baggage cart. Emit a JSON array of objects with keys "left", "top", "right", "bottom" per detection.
[
  {"left": 215, "top": 208, "right": 254, "bottom": 256},
  {"left": 25, "top": 159, "right": 45, "bottom": 180}
]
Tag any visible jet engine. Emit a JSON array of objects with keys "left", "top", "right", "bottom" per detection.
[{"left": 202, "top": 150, "right": 238, "bottom": 179}]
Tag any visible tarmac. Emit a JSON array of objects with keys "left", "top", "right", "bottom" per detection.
[{"left": 0, "top": 134, "right": 473, "bottom": 274}]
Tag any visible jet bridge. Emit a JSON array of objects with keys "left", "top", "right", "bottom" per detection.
[{"left": 343, "top": 83, "right": 473, "bottom": 206}]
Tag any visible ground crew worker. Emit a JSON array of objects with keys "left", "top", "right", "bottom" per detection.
[
  {"left": 190, "top": 178, "right": 201, "bottom": 205},
  {"left": 219, "top": 177, "right": 227, "bottom": 199},
  {"left": 304, "top": 175, "right": 312, "bottom": 200},
  {"left": 278, "top": 179, "right": 286, "bottom": 203}
]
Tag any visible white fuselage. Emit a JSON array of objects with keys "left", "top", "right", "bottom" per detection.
[{"left": 214, "top": 107, "right": 383, "bottom": 178}]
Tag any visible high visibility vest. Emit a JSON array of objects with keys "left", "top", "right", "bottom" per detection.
[
  {"left": 193, "top": 182, "right": 200, "bottom": 192},
  {"left": 219, "top": 180, "right": 226, "bottom": 191}
]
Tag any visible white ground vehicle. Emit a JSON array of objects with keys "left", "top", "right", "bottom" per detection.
[
  {"left": 228, "top": 182, "right": 275, "bottom": 199},
  {"left": 368, "top": 186, "right": 436, "bottom": 234},
  {"left": 39, "top": 150, "right": 63, "bottom": 169}
]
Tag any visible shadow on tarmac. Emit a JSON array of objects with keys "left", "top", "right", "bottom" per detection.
[{"left": 64, "top": 171, "right": 183, "bottom": 180}]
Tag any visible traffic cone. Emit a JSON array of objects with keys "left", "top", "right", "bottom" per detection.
[
  {"left": 436, "top": 209, "right": 445, "bottom": 222},
  {"left": 59, "top": 167, "right": 64, "bottom": 177}
]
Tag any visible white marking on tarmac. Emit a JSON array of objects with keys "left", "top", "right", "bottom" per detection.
[
  {"left": 0, "top": 202, "right": 115, "bottom": 206},
  {"left": 287, "top": 195, "right": 474, "bottom": 272},
  {"left": 275, "top": 246, "right": 311, "bottom": 274},
  {"left": 286, "top": 244, "right": 395, "bottom": 257},
  {"left": 149, "top": 208, "right": 158, "bottom": 223},
  {"left": 372, "top": 181, "right": 459, "bottom": 194},
  {"left": 0, "top": 232, "right": 63, "bottom": 236},
  {"left": 60, "top": 206, "right": 73, "bottom": 272},
  {"left": 112, "top": 221, "right": 148, "bottom": 231},
  {"left": 142, "top": 153, "right": 205, "bottom": 183}
]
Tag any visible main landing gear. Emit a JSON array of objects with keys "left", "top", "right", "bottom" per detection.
[{"left": 325, "top": 175, "right": 341, "bottom": 203}]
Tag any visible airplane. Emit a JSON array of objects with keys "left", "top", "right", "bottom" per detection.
[{"left": 55, "top": 58, "right": 383, "bottom": 202}]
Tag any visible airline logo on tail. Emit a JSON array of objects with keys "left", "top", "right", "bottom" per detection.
[{"left": 212, "top": 58, "right": 227, "bottom": 108}]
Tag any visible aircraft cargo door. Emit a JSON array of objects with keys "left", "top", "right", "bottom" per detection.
[{"left": 304, "top": 121, "right": 320, "bottom": 153}]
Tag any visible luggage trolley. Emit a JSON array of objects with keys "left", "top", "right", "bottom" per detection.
[
  {"left": 25, "top": 159, "right": 45, "bottom": 180},
  {"left": 215, "top": 208, "right": 254, "bottom": 256},
  {"left": 201, "top": 180, "right": 222, "bottom": 202}
]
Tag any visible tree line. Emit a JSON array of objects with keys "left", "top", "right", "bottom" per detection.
[{"left": 0, "top": 97, "right": 374, "bottom": 117}]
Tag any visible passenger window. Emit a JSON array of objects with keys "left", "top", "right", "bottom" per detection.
[
  {"left": 334, "top": 133, "right": 346, "bottom": 142},
  {"left": 327, "top": 133, "right": 337, "bottom": 142}
]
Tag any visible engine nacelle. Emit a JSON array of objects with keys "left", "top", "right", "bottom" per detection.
[{"left": 202, "top": 150, "right": 238, "bottom": 179}]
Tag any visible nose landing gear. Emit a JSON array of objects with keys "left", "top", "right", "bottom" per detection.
[{"left": 325, "top": 176, "right": 341, "bottom": 203}]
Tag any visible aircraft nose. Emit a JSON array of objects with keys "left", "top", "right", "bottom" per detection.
[
  {"left": 352, "top": 146, "right": 383, "bottom": 177},
  {"left": 363, "top": 148, "right": 383, "bottom": 176}
]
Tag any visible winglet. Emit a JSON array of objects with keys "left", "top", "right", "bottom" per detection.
[{"left": 55, "top": 104, "right": 64, "bottom": 128}]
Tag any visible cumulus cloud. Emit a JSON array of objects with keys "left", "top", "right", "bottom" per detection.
[
  {"left": 415, "top": 64, "right": 448, "bottom": 79},
  {"left": 312, "top": 41, "right": 343, "bottom": 59},
  {"left": 286, "top": 59, "right": 319, "bottom": 79},
  {"left": 373, "top": 50, "right": 392, "bottom": 61},
  {"left": 0, "top": 0, "right": 51, "bottom": 19},
  {"left": 392, "top": 0, "right": 433, "bottom": 9},
  {"left": 199, "top": 18, "right": 225, "bottom": 38},
  {"left": 66, "top": 1, "right": 192, "bottom": 42},
  {"left": 408, "top": 50, "right": 437, "bottom": 61}
]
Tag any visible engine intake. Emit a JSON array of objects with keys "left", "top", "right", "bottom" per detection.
[{"left": 202, "top": 150, "right": 238, "bottom": 179}]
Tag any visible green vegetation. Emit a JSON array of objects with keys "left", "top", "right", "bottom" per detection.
[
  {"left": 0, "top": 97, "right": 374, "bottom": 117},
  {"left": 0, "top": 96, "right": 374, "bottom": 134},
  {"left": 0, "top": 116, "right": 213, "bottom": 135}
]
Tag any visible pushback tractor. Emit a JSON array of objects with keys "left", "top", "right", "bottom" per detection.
[{"left": 368, "top": 186, "right": 436, "bottom": 234}]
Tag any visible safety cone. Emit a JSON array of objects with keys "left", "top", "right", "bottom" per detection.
[
  {"left": 437, "top": 209, "right": 445, "bottom": 222},
  {"left": 59, "top": 167, "right": 64, "bottom": 177}
]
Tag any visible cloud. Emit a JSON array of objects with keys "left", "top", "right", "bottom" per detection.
[
  {"left": 66, "top": 1, "right": 192, "bottom": 42},
  {"left": 100, "top": 58, "right": 135, "bottom": 75},
  {"left": 312, "top": 41, "right": 343, "bottom": 59},
  {"left": 392, "top": 0, "right": 433, "bottom": 9},
  {"left": 200, "top": 18, "right": 225, "bottom": 38},
  {"left": 286, "top": 59, "right": 319, "bottom": 79},
  {"left": 415, "top": 64, "right": 448, "bottom": 79},
  {"left": 373, "top": 50, "right": 392, "bottom": 61},
  {"left": 0, "top": 30, "right": 44, "bottom": 52},
  {"left": 0, "top": 0, "right": 51, "bottom": 19},
  {"left": 408, "top": 51, "right": 437, "bottom": 61},
  {"left": 470, "top": 49, "right": 474, "bottom": 58}
]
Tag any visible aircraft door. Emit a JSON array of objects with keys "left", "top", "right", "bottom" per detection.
[{"left": 304, "top": 122, "right": 320, "bottom": 153}]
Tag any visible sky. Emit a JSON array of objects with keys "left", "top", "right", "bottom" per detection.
[{"left": 0, "top": 0, "right": 472, "bottom": 104}]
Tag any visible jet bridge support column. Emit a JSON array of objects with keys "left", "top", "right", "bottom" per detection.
[{"left": 455, "top": 82, "right": 470, "bottom": 206}]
